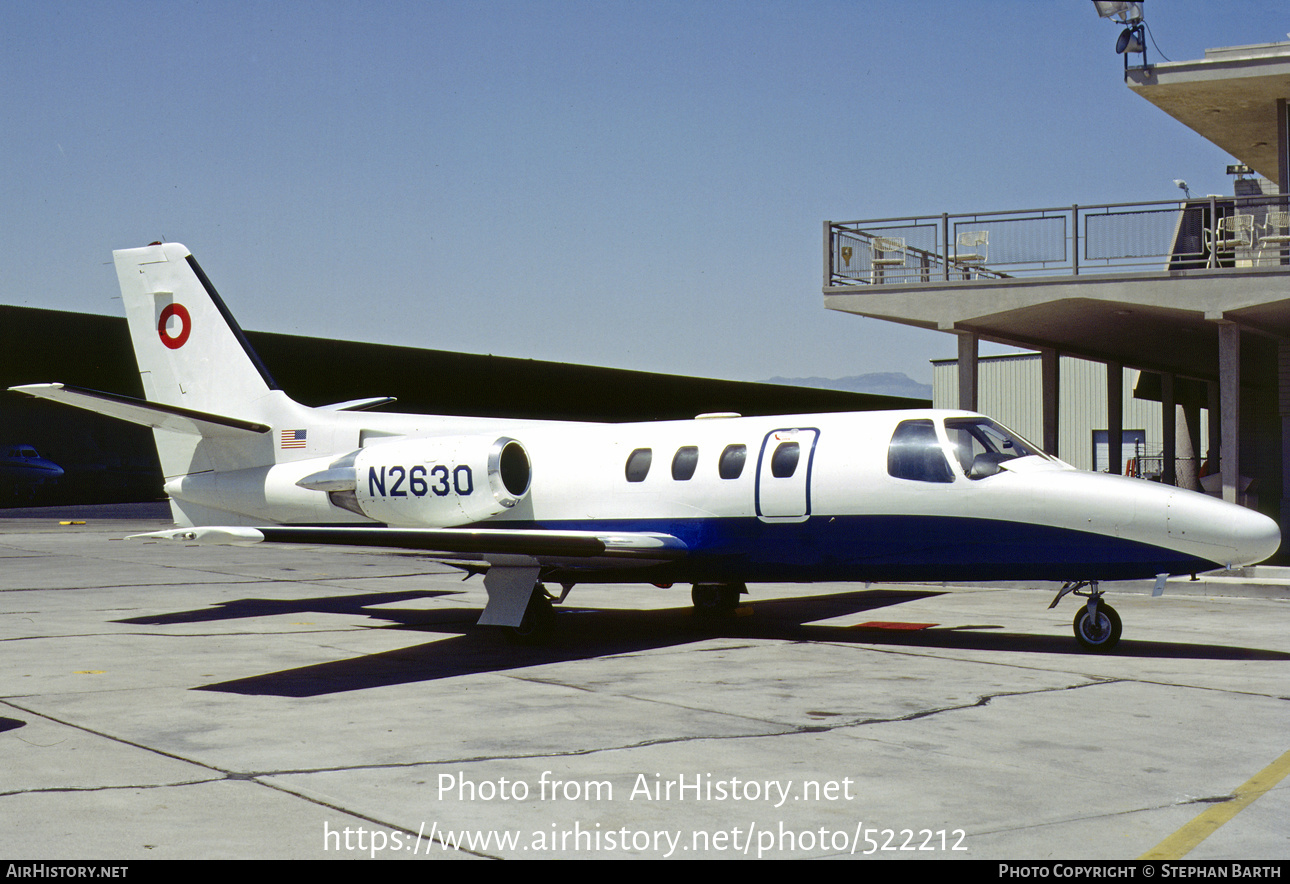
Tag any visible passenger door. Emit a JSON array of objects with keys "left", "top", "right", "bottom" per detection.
[{"left": 755, "top": 428, "right": 819, "bottom": 521}]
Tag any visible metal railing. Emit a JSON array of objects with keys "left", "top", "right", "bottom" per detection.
[{"left": 826, "top": 194, "right": 1290, "bottom": 287}]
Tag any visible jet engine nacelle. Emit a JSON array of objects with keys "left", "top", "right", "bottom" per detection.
[{"left": 350, "top": 436, "right": 532, "bottom": 527}]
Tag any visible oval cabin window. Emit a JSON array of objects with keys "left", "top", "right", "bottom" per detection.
[{"left": 625, "top": 448, "right": 652, "bottom": 482}]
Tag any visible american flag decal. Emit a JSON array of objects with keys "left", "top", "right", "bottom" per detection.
[{"left": 280, "top": 429, "right": 307, "bottom": 449}]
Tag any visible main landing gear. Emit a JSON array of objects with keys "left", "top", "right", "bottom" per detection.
[
  {"left": 509, "top": 584, "right": 557, "bottom": 644},
  {"left": 692, "top": 582, "right": 746, "bottom": 618},
  {"left": 1049, "top": 580, "right": 1122, "bottom": 652}
]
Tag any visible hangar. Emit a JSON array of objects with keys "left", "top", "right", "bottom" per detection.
[
  {"left": 0, "top": 305, "right": 920, "bottom": 507},
  {"left": 824, "top": 39, "right": 1290, "bottom": 542}
]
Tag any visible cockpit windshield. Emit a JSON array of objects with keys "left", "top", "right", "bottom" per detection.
[{"left": 944, "top": 417, "right": 1049, "bottom": 479}]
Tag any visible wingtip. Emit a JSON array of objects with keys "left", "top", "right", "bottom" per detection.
[{"left": 7, "top": 383, "right": 65, "bottom": 396}]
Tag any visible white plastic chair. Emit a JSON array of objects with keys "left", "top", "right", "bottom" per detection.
[
  {"left": 870, "top": 236, "right": 905, "bottom": 282},
  {"left": 1205, "top": 214, "right": 1253, "bottom": 266},
  {"left": 1257, "top": 210, "right": 1290, "bottom": 249},
  {"left": 950, "top": 230, "right": 988, "bottom": 278}
]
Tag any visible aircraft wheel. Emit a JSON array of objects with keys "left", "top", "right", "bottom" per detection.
[
  {"left": 1073, "top": 602, "right": 1121, "bottom": 653},
  {"left": 692, "top": 583, "right": 743, "bottom": 618},
  {"left": 508, "top": 585, "right": 556, "bottom": 645}
]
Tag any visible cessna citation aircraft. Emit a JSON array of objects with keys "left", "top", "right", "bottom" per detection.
[
  {"left": 0, "top": 445, "right": 64, "bottom": 498},
  {"left": 11, "top": 243, "right": 1281, "bottom": 652}
]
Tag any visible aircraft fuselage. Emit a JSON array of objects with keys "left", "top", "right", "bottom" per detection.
[{"left": 156, "top": 400, "right": 1277, "bottom": 584}]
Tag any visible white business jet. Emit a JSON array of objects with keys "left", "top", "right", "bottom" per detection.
[{"left": 10, "top": 243, "right": 1281, "bottom": 651}]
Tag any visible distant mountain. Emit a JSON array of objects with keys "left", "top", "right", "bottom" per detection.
[{"left": 764, "top": 372, "right": 932, "bottom": 401}]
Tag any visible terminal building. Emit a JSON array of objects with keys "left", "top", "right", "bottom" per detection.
[{"left": 824, "top": 38, "right": 1290, "bottom": 538}]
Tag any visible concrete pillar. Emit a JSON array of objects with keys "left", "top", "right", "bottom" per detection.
[
  {"left": 1208, "top": 381, "right": 1221, "bottom": 479},
  {"left": 1274, "top": 100, "right": 1288, "bottom": 516},
  {"left": 1107, "top": 361, "right": 1123, "bottom": 474},
  {"left": 1279, "top": 340, "right": 1290, "bottom": 522},
  {"left": 1219, "top": 322, "right": 1241, "bottom": 504},
  {"left": 1176, "top": 403, "right": 1200, "bottom": 491},
  {"left": 1279, "top": 98, "right": 1289, "bottom": 197},
  {"left": 957, "top": 331, "right": 978, "bottom": 412},
  {"left": 1161, "top": 373, "right": 1177, "bottom": 487},
  {"left": 1041, "top": 348, "right": 1059, "bottom": 457}
]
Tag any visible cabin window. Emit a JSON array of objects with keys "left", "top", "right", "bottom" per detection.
[
  {"left": 770, "top": 441, "right": 800, "bottom": 478},
  {"left": 718, "top": 444, "right": 747, "bottom": 479},
  {"left": 672, "top": 446, "right": 699, "bottom": 480},
  {"left": 887, "top": 420, "right": 954, "bottom": 483},
  {"left": 625, "top": 448, "right": 652, "bottom": 482}
]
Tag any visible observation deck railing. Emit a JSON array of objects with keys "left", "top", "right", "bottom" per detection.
[{"left": 826, "top": 194, "right": 1290, "bottom": 288}]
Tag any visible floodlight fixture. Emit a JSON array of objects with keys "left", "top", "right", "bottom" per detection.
[
  {"left": 1116, "top": 26, "right": 1146, "bottom": 55},
  {"left": 1092, "top": 1, "right": 1143, "bottom": 24},
  {"left": 1092, "top": 1, "right": 1147, "bottom": 73}
]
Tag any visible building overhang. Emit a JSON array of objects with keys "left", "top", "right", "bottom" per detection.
[
  {"left": 825, "top": 267, "right": 1290, "bottom": 383},
  {"left": 1126, "top": 42, "right": 1290, "bottom": 181}
]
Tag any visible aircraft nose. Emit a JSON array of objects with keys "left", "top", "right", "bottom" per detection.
[
  {"left": 1169, "top": 491, "right": 1280, "bottom": 567},
  {"left": 1231, "top": 504, "right": 1281, "bottom": 566}
]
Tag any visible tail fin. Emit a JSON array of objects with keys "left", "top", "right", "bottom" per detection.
[
  {"left": 115, "top": 243, "right": 280, "bottom": 416},
  {"left": 12, "top": 243, "right": 328, "bottom": 526}
]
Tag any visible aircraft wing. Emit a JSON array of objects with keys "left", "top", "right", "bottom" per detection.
[
  {"left": 9, "top": 384, "right": 269, "bottom": 438},
  {"left": 131, "top": 525, "right": 687, "bottom": 630},
  {"left": 129, "top": 524, "right": 688, "bottom": 562}
]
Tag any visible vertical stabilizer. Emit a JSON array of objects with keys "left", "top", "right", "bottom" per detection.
[
  {"left": 115, "top": 243, "right": 279, "bottom": 416},
  {"left": 113, "top": 243, "right": 304, "bottom": 496}
]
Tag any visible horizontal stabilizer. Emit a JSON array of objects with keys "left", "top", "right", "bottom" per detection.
[
  {"left": 8, "top": 384, "right": 269, "bottom": 438},
  {"left": 129, "top": 526, "right": 268, "bottom": 545},
  {"left": 130, "top": 524, "right": 687, "bottom": 560},
  {"left": 318, "top": 397, "right": 397, "bottom": 412}
]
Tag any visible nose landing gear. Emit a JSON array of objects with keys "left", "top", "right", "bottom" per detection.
[{"left": 1050, "top": 580, "right": 1122, "bottom": 652}]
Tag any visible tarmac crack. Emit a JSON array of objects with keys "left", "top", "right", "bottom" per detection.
[
  {"left": 221, "top": 681, "right": 1111, "bottom": 776},
  {"left": 967, "top": 789, "right": 1244, "bottom": 842},
  {"left": 1116, "top": 676, "right": 1290, "bottom": 703},
  {"left": 508, "top": 652, "right": 1120, "bottom": 735},
  {"left": 0, "top": 698, "right": 233, "bottom": 777},
  {"left": 0, "top": 578, "right": 267, "bottom": 594},
  {"left": 0, "top": 778, "right": 224, "bottom": 799},
  {"left": 0, "top": 698, "right": 476, "bottom": 853}
]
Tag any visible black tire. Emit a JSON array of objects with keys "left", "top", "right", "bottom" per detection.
[
  {"left": 1073, "top": 602, "right": 1122, "bottom": 652},
  {"left": 508, "top": 586, "right": 556, "bottom": 644},
  {"left": 692, "top": 583, "right": 743, "bottom": 618}
]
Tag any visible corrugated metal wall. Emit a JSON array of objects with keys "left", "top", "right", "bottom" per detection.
[{"left": 932, "top": 353, "right": 1183, "bottom": 472}]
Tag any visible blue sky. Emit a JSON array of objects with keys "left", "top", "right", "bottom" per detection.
[{"left": 4, "top": 1, "right": 1287, "bottom": 385}]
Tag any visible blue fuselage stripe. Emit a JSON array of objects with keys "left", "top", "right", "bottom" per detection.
[{"left": 521, "top": 514, "right": 1218, "bottom": 583}]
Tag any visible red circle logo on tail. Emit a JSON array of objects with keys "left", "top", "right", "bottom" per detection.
[{"left": 158, "top": 304, "right": 191, "bottom": 349}]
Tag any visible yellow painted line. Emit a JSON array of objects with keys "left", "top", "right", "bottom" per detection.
[{"left": 1140, "top": 748, "right": 1290, "bottom": 860}]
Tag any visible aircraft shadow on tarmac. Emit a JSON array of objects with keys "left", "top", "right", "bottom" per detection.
[
  {"left": 117, "top": 589, "right": 466, "bottom": 626},
  {"left": 113, "top": 587, "right": 1290, "bottom": 697}
]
